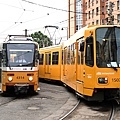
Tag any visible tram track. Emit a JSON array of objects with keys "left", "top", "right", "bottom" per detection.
[
  {"left": 57, "top": 99, "right": 120, "bottom": 120},
  {"left": 0, "top": 92, "right": 37, "bottom": 107},
  {"left": 0, "top": 97, "right": 17, "bottom": 107},
  {"left": 59, "top": 100, "right": 80, "bottom": 120},
  {"left": 108, "top": 102, "right": 115, "bottom": 120},
  {"left": 110, "top": 98, "right": 120, "bottom": 120}
]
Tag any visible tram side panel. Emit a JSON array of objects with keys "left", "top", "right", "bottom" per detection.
[
  {"left": 39, "top": 45, "right": 62, "bottom": 81},
  {"left": 62, "top": 43, "right": 77, "bottom": 90},
  {"left": 39, "top": 51, "right": 45, "bottom": 79}
]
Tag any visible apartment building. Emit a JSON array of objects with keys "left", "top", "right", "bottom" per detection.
[
  {"left": 68, "top": 0, "right": 120, "bottom": 37},
  {"left": 68, "top": 0, "right": 82, "bottom": 38}
]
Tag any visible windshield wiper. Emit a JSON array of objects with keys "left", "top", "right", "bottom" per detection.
[
  {"left": 8, "top": 63, "right": 11, "bottom": 70},
  {"left": 111, "top": 67, "right": 118, "bottom": 71},
  {"left": 111, "top": 63, "right": 118, "bottom": 71},
  {"left": 107, "top": 62, "right": 118, "bottom": 71}
]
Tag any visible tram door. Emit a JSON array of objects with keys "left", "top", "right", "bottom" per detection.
[
  {"left": 62, "top": 48, "right": 67, "bottom": 83},
  {"left": 45, "top": 52, "right": 51, "bottom": 79},
  {"left": 63, "top": 48, "right": 67, "bottom": 75},
  {"left": 76, "top": 40, "right": 84, "bottom": 95},
  {"left": 82, "top": 36, "right": 95, "bottom": 95}
]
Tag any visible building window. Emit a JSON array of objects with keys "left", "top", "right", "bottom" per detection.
[
  {"left": 92, "top": 21, "right": 94, "bottom": 25},
  {"left": 117, "top": 1, "right": 120, "bottom": 10},
  {"left": 86, "top": 13, "right": 87, "bottom": 20},
  {"left": 92, "top": 9, "right": 94, "bottom": 18},
  {"left": 96, "top": 20, "right": 99, "bottom": 24},
  {"left": 76, "top": 25, "right": 78, "bottom": 30},
  {"left": 76, "top": 0, "right": 82, "bottom": 30},
  {"left": 102, "top": 6, "right": 104, "bottom": 14},
  {"left": 89, "top": 11, "right": 90, "bottom": 19},
  {"left": 117, "top": 14, "right": 120, "bottom": 23},
  {"left": 85, "top": 2, "right": 87, "bottom": 8},
  {"left": 106, "top": 17, "right": 108, "bottom": 24},
  {"left": 92, "top": 0, "right": 94, "bottom": 6},
  {"left": 96, "top": 7, "right": 98, "bottom": 16},
  {"left": 101, "top": 19, "right": 104, "bottom": 25},
  {"left": 88, "top": 0, "right": 90, "bottom": 8},
  {"left": 96, "top": 0, "right": 98, "bottom": 4}
]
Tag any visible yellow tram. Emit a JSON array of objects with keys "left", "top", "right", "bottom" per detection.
[
  {"left": 0, "top": 35, "right": 40, "bottom": 94},
  {"left": 62, "top": 25, "right": 120, "bottom": 101},
  {"left": 39, "top": 44, "right": 62, "bottom": 81},
  {"left": 39, "top": 25, "right": 120, "bottom": 101}
]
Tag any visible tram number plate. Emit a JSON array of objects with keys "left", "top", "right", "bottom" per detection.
[
  {"left": 15, "top": 84, "right": 29, "bottom": 86},
  {"left": 112, "top": 78, "right": 120, "bottom": 82}
]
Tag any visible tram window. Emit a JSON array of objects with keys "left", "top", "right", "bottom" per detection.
[
  {"left": 81, "top": 52, "right": 84, "bottom": 64},
  {"left": 85, "top": 36, "right": 94, "bottom": 67},
  {"left": 10, "top": 53, "right": 17, "bottom": 62},
  {"left": 78, "top": 52, "right": 80, "bottom": 64},
  {"left": 39, "top": 54, "right": 44, "bottom": 65},
  {"left": 64, "top": 49, "right": 67, "bottom": 64},
  {"left": 78, "top": 42, "right": 80, "bottom": 64},
  {"left": 49, "top": 54, "right": 51, "bottom": 65},
  {"left": 62, "top": 50, "right": 63, "bottom": 64},
  {"left": 52, "top": 52, "right": 59, "bottom": 65},
  {"left": 67, "top": 46, "right": 70, "bottom": 64},
  {"left": 71, "top": 44, "right": 75, "bottom": 64},
  {"left": 45, "top": 53, "right": 51, "bottom": 65}
]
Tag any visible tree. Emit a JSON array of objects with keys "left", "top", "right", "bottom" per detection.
[{"left": 30, "top": 31, "right": 53, "bottom": 48}]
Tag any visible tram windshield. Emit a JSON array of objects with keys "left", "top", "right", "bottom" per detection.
[
  {"left": 96, "top": 27, "right": 120, "bottom": 68},
  {"left": 7, "top": 43, "right": 35, "bottom": 67}
]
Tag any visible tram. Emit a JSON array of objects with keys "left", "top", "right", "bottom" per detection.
[
  {"left": 39, "top": 44, "right": 62, "bottom": 81},
  {"left": 39, "top": 25, "right": 120, "bottom": 101},
  {"left": 0, "top": 35, "right": 40, "bottom": 94}
]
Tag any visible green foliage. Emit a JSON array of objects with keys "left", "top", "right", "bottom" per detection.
[{"left": 30, "top": 31, "right": 53, "bottom": 48}]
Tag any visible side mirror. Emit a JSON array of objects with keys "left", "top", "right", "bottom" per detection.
[
  {"left": 79, "top": 42, "right": 84, "bottom": 52},
  {"left": 2, "top": 49, "right": 6, "bottom": 59},
  {"left": 0, "top": 51, "right": 2, "bottom": 59},
  {"left": 35, "top": 50, "right": 39, "bottom": 59}
]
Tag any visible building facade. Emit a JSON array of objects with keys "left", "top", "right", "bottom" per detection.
[{"left": 68, "top": 0, "right": 120, "bottom": 37}]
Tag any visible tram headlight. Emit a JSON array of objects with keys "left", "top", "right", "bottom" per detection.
[
  {"left": 8, "top": 77, "right": 13, "bottom": 81},
  {"left": 28, "top": 76, "right": 33, "bottom": 81},
  {"left": 98, "top": 77, "right": 108, "bottom": 84}
]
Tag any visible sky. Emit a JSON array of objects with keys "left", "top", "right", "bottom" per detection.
[{"left": 0, "top": 0, "right": 68, "bottom": 43}]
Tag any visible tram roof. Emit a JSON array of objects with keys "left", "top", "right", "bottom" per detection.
[
  {"left": 63, "top": 25, "right": 88, "bottom": 47},
  {"left": 62, "top": 24, "right": 120, "bottom": 48},
  {"left": 40, "top": 44, "right": 62, "bottom": 51},
  {"left": 4, "top": 40, "right": 37, "bottom": 44}
]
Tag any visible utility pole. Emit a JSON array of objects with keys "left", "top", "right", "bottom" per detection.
[
  {"left": 106, "top": 1, "right": 114, "bottom": 25},
  {"left": 24, "top": 29, "right": 28, "bottom": 37}
]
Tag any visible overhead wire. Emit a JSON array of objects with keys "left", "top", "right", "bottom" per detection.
[
  {"left": 0, "top": 0, "right": 34, "bottom": 35},
  {"left": 21, "top": 0, "right": 85, "bottom": 14},
  {"left": 0, "top": 2, "right": 34, "bottom": 12},
  {"left": 0, "top": 0, "right": 78, "bottom": 34}
]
